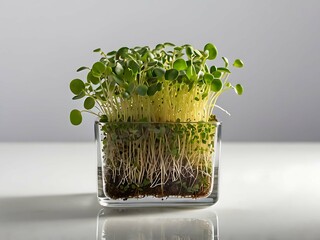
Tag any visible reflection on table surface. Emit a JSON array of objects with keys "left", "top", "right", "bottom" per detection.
[
  {"left": 1, "top": 193, "right": 320, "bottom": 240},
  {"left": 0, "top": 194, "right": 219, "bottom": 240},
  {"left": 97, "top": 208, "right": 218, "bottom": 240}
]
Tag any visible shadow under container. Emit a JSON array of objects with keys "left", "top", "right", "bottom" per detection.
[{"left": 95, "top": 121, "right": 221, "bottom": 207}]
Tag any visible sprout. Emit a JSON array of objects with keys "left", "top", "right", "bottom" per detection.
[
  {"left": 70, "top": 109, "right": 82, "bottom": 125},
  {"left": 69, "top": 43, "right": 244, "bottom": 125}
]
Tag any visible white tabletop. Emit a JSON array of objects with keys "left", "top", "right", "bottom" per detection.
[{"left": 0, "top": 142, "right": 320, "bottom": 239}]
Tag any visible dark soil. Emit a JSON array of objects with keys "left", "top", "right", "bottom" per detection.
[{"left": 104, "top": 170, "right": 212, "bottom": 200}]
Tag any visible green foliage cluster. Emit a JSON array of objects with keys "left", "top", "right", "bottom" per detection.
[{"left": 69, "top": 43, "right": 244, "bottom": 125}]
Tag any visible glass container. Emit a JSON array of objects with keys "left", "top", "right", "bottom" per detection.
[{"left": 95, "top": 121, "right": 221, "bottom": 207}]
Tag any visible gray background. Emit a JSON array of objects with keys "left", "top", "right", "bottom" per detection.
[{"left": 0, "top": 0, "right": 319, "bottom": 142}]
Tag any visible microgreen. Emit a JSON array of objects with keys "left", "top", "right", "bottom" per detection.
[{"left": 69, "top": 43, "right": 244, "bottom": 125}]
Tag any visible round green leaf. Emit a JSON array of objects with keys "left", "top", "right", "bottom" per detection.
[
  {"left": 100, "top": 115, "right": 108, "bottom": 122},
  {"left": 233, "top": 59, "right": 244, "bottom": 68},
  {"left": 116, "top": 47, "right": 129, "bottom": 59},
  {"left": 87, "top": 71, "right": 99, "bottom": 84},
  {"left": 235, "top": 84, "right": 244, "bottom": 95},
  {"left": 165, "top": 69, "right": 179, "bottom": 80},
  {"left": 210, "top": 66, "right": 217, "bottom": 73},
  {"left": 153, "top": 67, "right": 165, "bottom": 79},
  {"left": 211, "top": 78, "right": 223, "bottom": 92},
  {"left": 173, "top": 59, "right": 188, "bottom": 71},
  {"left": 70, "top": 79, "right": 85, "bottom": 95},
  {"left": 204, "top": 73, "right": 214, "bottom": 83},
  {"left": 84, "top": 97, "right": 95, "bottom": 110},
  {"left": 70, "top": 109, "right": 82, "bottom": 125},
  {"left": 213, "top": 71, "right": 222, "bottom": 78},
  {"left": 204, "top": 43, "right": 218, "bottom": 60},
  {"left": 136, "top": 85, "right": 148, "bottom": 96},
  {"left": 92, "top": 62, "right": 106, "bottom": 75},
  {"left": 147, "top": 83, "right": 159, "bottom": 96}
]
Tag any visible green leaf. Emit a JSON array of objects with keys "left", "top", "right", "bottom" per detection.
[
  {"left": 213, "top": 71, "right": 222, "bottom": 78},
  {"left": 93, "top": 48, "right": 101, "bottom": 53},
  {"left": 173, "top": 59, "right": 188, "bottom": 71},
  {"left": 233, "top": 59, "right": 244, "bottom": 68},
  {"left": 123, "top": 67, "right": 134, "bottom": 82},
  {"left": 112, "top": 75, "right": 125, "bottom": 87},
  {"left": 222, "top": 57, "right": 229, "bottom": 67},
  {"left": 84, "top": 97, "right": 95, "bottom": 110},
  {"left": 76, "top": 66, "right": 90, "bottom": 72},
  {"left": 121, "top": 91, "right": 130, "bottom": 99},
  {"left": 164, "top": 42, "right": 175, "bottom": 47},
  {"left": 126, "top": 82, "right": 135, "bottom": 93},
  {"left": 106, "top": 51, "right": 117, "bottom": 56},
  {"left": 211, "top": 78, "right": 223, "bottom": 92},
  {"left": 217, "top": 67, "right": 231, "bottom": 73},
  {"left": 100, "top": 115, "right": 108, "bottom": 122},
  {"left": 105, "top": 66, "right": 113, "bottom": 75},
  {"left": 92, "top": 62, "right": 105, "bottom": 76},
  {"left": 235, "top": 84, "right": 244, "bottom": 95},
  {"left": 147, "top": 83, "right": 159, "bottom": 96},
  {"left": 155, "top": 44, "right": 164, "bottom": 50},
  {"left": 136, "top": 84, "right": 148, "bottom": 96},
  {"left": 87, "top": 71, "right": 100, "bottom": 84},
  {"left": 116, "top": 47, "right": 129, "bottom": 59},
  {"left": 204, "top": 73, "right": 214, "bottom": 83},
  {"left": 70, "top": 109, "right": 82, "bottom": 125},
  {"left": 72, "top": 91, "right": 85, "bottom": 100},
  {"left": 70, "top": 79, "right": 85, "bottom": 95},
  {"left": 114, "top": 62, "right": 124, "bottom": 76},
  {"left": 128, "top": 59, "right": 139, "bottom": 73},
  {"left": 204, "top": 43, "right": 218, "bottom": 60},
  {"left": 153, "top": 67, "right": 165, "bottom": 79},
  {"left": 210, "top": 66, "right": 217, "bottom": 73},
  {"left": 185, "top": 46, "right": 194, "bottom": 58},
  {"left": 156, "top": 82, "right": 162, "bottom": 91},
  {"left": 165, "top": 69, "right": 179, "bottom": 80}
]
